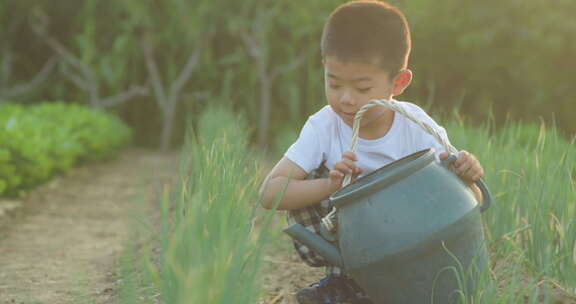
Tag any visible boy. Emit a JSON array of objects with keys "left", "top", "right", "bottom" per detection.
[{"left": 259, "top": 1, "right": 484, "bottom": 303}]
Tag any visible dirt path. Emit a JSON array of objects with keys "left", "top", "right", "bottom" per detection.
[{"left": 0, "top": 149, "right": 179, "bottom": 304}]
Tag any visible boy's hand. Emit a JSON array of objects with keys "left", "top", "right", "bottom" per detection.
[
  {"left": 329, "top": 152, "right": 363, "bottom": 193},
  {"left": 439, "top": 150, "right": 484, "bottom": 186}
]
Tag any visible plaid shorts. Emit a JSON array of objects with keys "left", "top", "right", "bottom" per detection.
[{"left": 285, "top": 161, "right": 343, "bottom": 276}]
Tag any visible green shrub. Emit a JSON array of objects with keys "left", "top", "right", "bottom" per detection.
[{"left": 0, "top": 102, "right": 131, "bottom": 196}]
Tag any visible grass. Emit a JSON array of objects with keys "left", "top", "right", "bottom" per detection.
[
  {"left": 115, "top": 105, "right": 575, "bottom": 303},
  {"left": 444, "top": 117, "right": 576, "bottom": 302},
  {"left": 116, "top": 106, "right": 275, "bottom": 304}
]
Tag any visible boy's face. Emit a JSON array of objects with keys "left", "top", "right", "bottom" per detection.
[{"left": 324, "top": 56, "right": 411, "bottom": 128}]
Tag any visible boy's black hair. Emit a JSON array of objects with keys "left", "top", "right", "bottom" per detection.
[{"left": 321, "top": 0, "right": 411, "bottom": 77}]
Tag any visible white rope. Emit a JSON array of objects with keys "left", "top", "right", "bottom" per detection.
[
  {"left": 321, "top": 98, "right": 458, "bottom": 231},
  {"left": 343, "top": 98, "right": 457, "bottom": 186}
]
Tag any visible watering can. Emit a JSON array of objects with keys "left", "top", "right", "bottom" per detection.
[{"left": 284, "top": 99, "right": 492, "bottom": 304}]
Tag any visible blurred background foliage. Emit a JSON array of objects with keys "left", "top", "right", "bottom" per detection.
[{"left": 0, "top": 0, "right": 574, "bottom": 150}]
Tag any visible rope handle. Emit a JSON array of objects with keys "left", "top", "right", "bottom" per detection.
[
  {"left": 321, "top": 98, "right": 459, "bottom": 232},
  {"left": 342, "top": 99, "right": 457, "bottom": 187}
]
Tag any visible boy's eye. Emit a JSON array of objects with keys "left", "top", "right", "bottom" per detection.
[
  {"left": 329, "top": 84, "right": 342, "bottom": 89},
  {"left": 357, "top": 87, "right": 372, "bottom": 94}
]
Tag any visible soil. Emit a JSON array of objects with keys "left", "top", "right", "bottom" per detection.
[
  {"left": 0, "top": 149, "right": 180, "bottom": 304},
  {"left": 258, "top": 225, "right": 326, "bottom": 304}
]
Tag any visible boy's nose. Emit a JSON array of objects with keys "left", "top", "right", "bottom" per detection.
[{"left": 340, "top": 91, "right": 356, "bottom": 106}]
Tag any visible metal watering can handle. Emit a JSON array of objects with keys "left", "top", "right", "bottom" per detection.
[
  {"left": 440, "top": 154, "right": 491, "bottom": 212},
  {"left": 321, "top": 99, "right": 492, "bottom": 232}
]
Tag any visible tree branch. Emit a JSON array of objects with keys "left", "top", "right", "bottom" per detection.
[
  {"left": 271, "top": 46, "right": 316, "bottom": 80},
  {"left": 241, "top": 31, "right": 261, "bottom": 59},
  {"left": 3, "top": 57, "right": 57, "bottom": 98},
  {"left": 191, "top": 90, "right": 211, "bottom": 102},
  {"left": 30, "top": 13, "right": 102, "bottom": 106},
  {"left": 60, "top": 60, "right": 90, "bottom": 91},
  {"left": 100, "top": 85, "right": 148, "bottom": 108},
  {"left": 168, "top": 44, "right": 203, "bottom": 107},
  {"left": 35, "top": 30, "right": 98, "bottom": 90},
  {"left": 143, "top": 38, "right": 168, "bottom": 112}
]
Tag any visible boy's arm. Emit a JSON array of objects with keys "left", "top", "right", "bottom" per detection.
[{"left": 259, "top": 157, "right": 334, "bottom": 210}]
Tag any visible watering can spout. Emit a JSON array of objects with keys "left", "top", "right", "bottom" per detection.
[{"left": 284, "top": 223, "right": 344, "bottom": 268}]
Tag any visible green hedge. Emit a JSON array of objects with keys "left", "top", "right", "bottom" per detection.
[{"left": 0, "top": 102, "right": 131, "bottom": 196}]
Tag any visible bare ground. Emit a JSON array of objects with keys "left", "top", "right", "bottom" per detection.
[
  {"left": 0, "top": 149, "right": 179, "bottom": 304},
  {"left": 258, "top": 226, "right": 326, "bottom": 304}
]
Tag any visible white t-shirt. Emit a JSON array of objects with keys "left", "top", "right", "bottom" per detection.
[{"left": 284, "top": 100, "right": 451, "bottom": 177}]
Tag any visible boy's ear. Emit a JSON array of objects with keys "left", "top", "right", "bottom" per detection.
[{"left": 391, "top": 69, "right": 413, "bottom": 96}]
